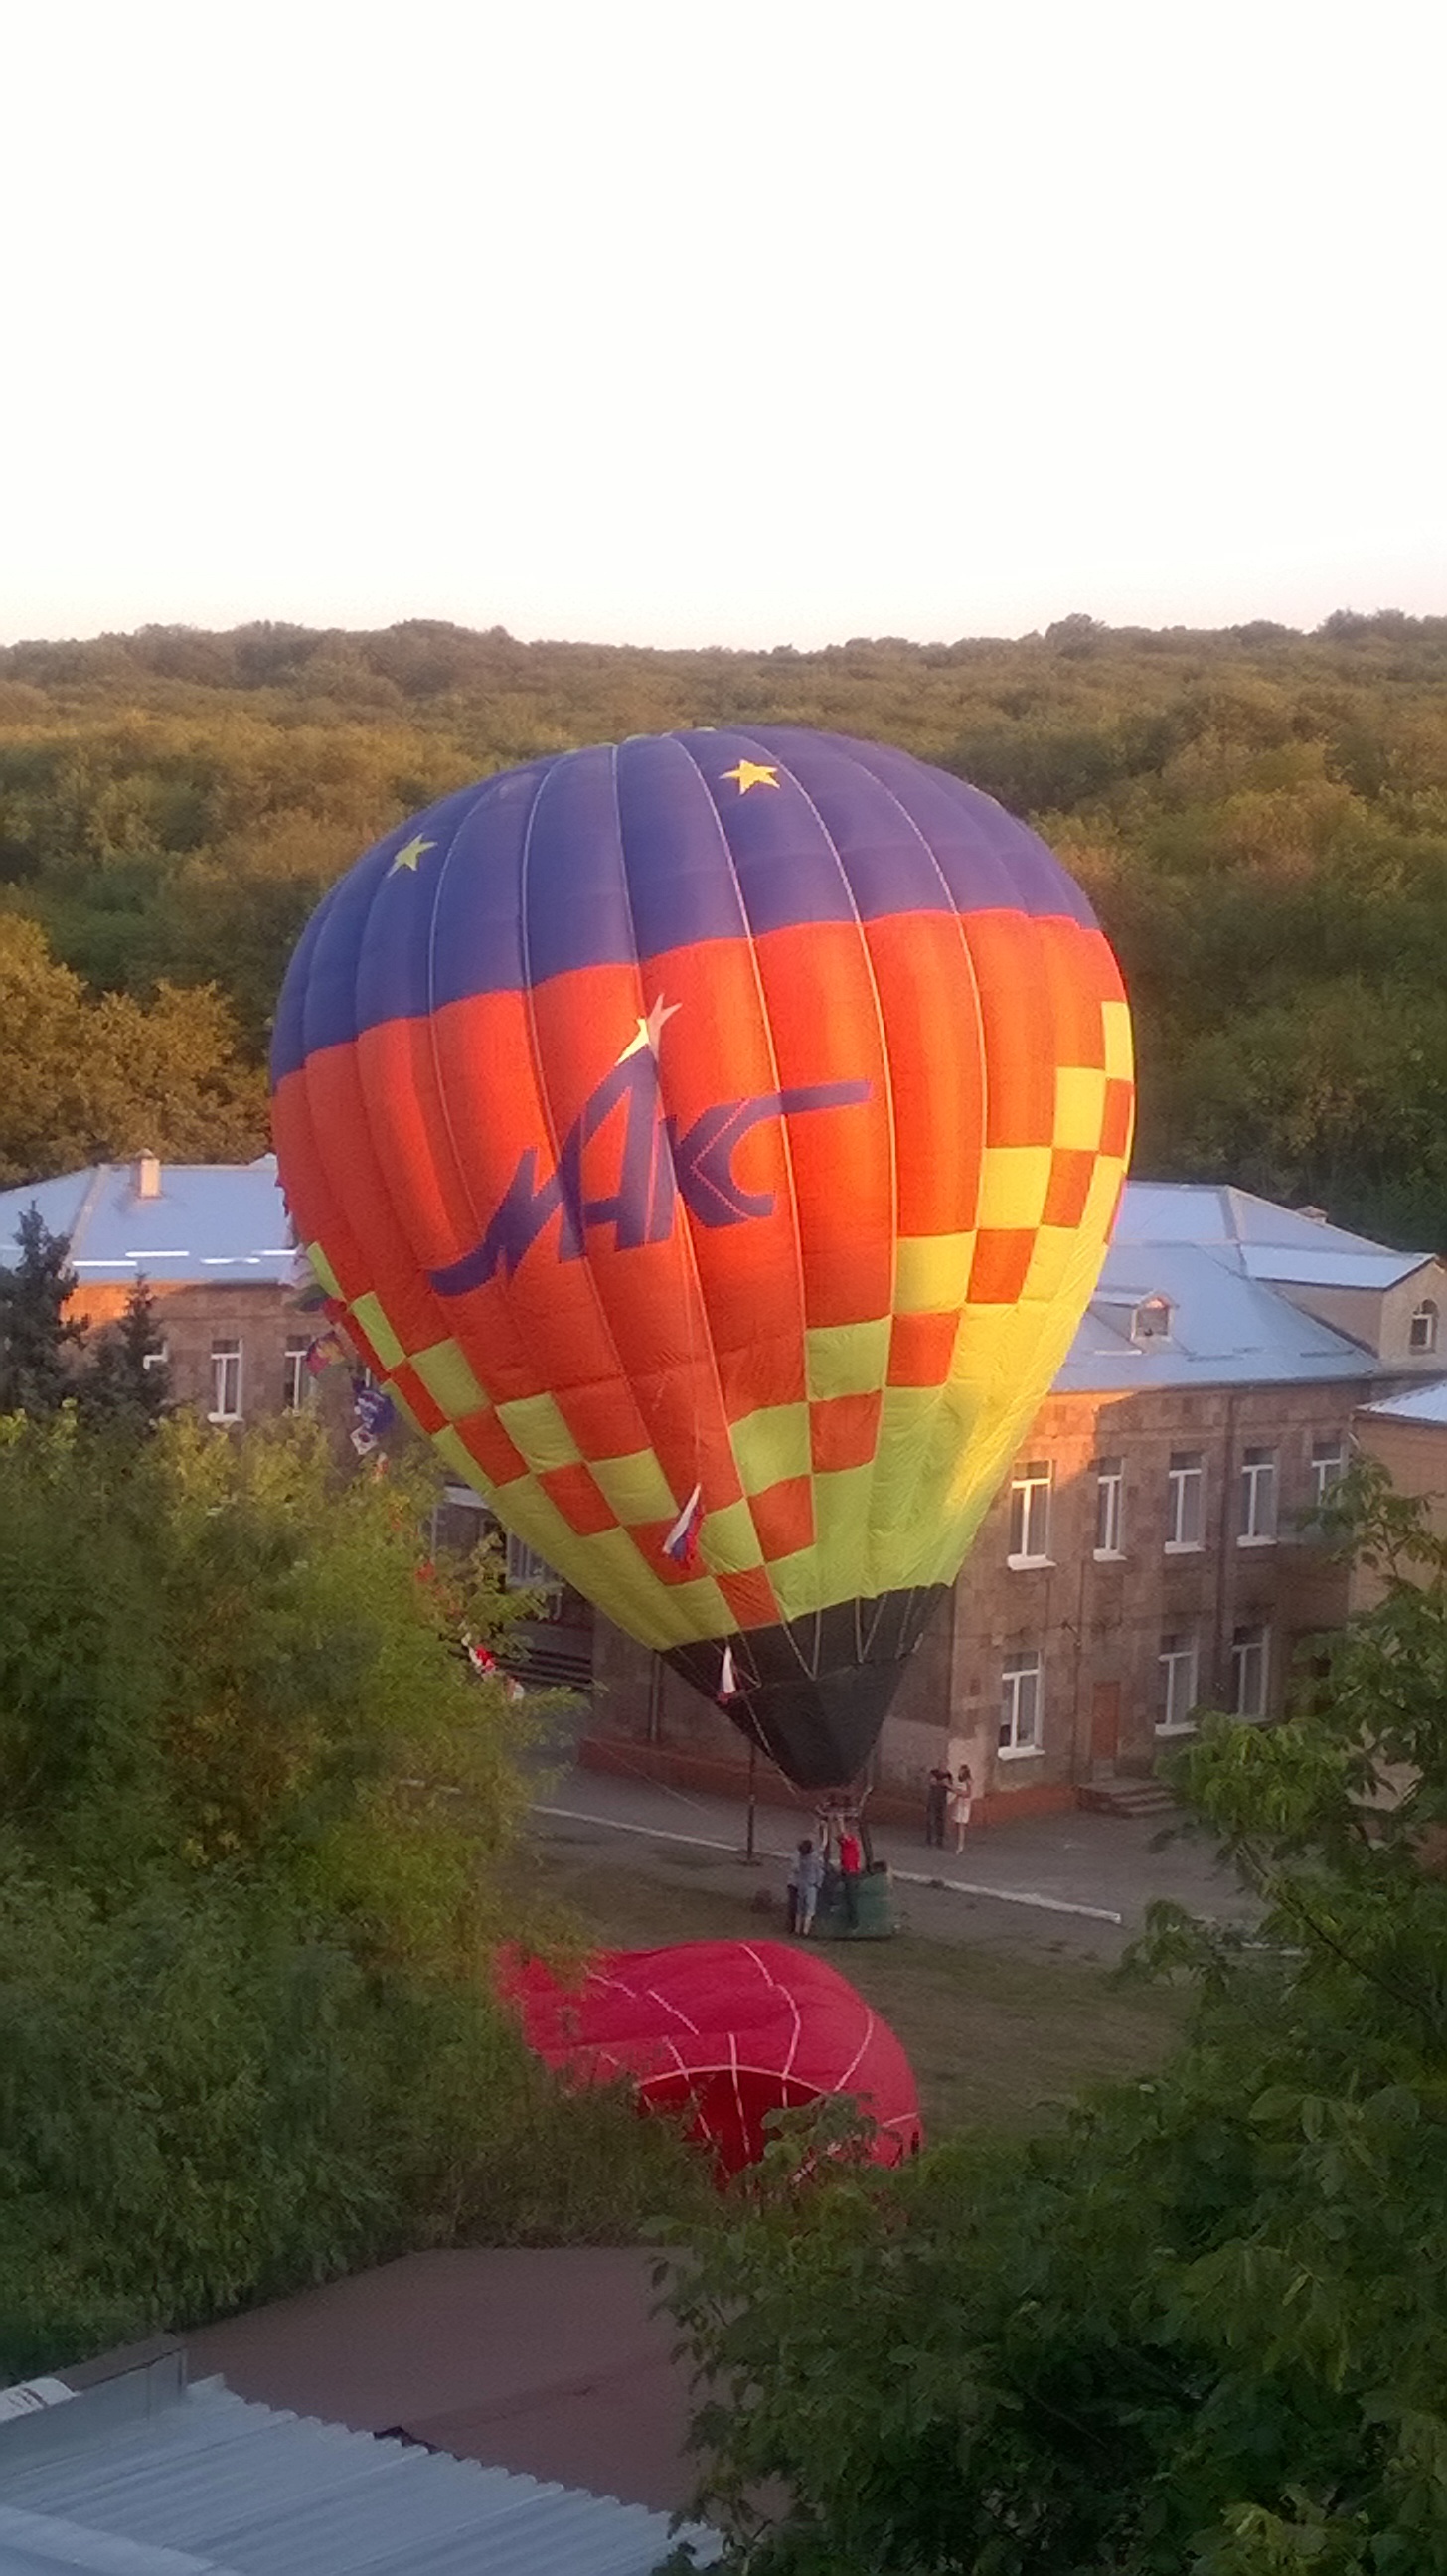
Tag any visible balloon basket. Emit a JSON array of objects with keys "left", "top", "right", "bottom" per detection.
[{"left": 814, "top": 1863, "right": 899, "bottom": 1942}]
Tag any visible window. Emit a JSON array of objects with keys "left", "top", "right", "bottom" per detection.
[
  {"left": 209, "top": 1338, "right": 242, "bottom": 1422},
  {"left": 1165, "top": 1450, "right": 1205, "bottom": 1550},
  {"left": 1310, "top": 1436, "right": 1346, "bottom": 1507},
  {"left": 1238, "top": 1446, "right": 1277, "bottom": 1544},
  {"left": 1132, "top": 1295, "right": 1173, "bottom": 1343},
  {"left": 1093, "top": 1457, "right": 1125, "bottom": 1556},
  {"left": 1158, "top": 1631, "right": 1200, "bottom": 1734},
  {"left": 283, "top": 1340, "right": 311, "bottom": 1411},
  {"left": 505, "top": 1530, "right": 563, "bottom": 1610},
  {"left": 1409, "top": 1299, "right": 1439, "bottom": 1355},
  {"left": 1230, "top": 1623, "right": 1270, "bottom": 1719},
  {"left": 998, "top": 1650, "right": 1044, "bottom": 1755},
  {"left": 142, "top": 1341, "right": 169, "bottom": 1375},
  {"left": 1007, "top": 1461, "right": 1052, "bottom": 1564}
]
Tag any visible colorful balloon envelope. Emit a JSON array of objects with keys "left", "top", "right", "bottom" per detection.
[
  {"left": 503, "top": 1939, "right": 922, "bottom": 2178},
  {"left": 271, "top": 727, "right": 1132, "bottom": 1790}
]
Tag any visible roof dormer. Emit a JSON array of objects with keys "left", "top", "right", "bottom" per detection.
[{"left": 1131, "top": 1293, "right": 1174, "bottom": 1344}]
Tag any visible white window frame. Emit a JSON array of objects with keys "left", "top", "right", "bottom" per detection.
[
  {"left": 1238, "top": 1446, "right": 1278, "bottom": 1546},
  {"left": 1093, "top": 1457, "right": 1125, "bottom": 1558},
  {"left": 208, "top": 1338, "right": 242, "bottom": 1423},
  {"left": 1309, "top": 1435, "right": 1346, "bottom": 1506},
  {"left": 1007, "top": 1461, "right": 1053, "bottom": 1567},
  {"left": 1230, "top": 1622, "right": 1270, "bottom": 1720},
  {"left": 505, "top": 1530, "right": 563, "bottom": 1612},
  {"left": 1165, "top": 1450, "right": 1205, "bottom": 1551},
  {"left": 282, "top": 1340, "right": 311, "bottom": 1412},
  {"left": 142, "top": 1341, "right": 169, "bottom": 1375},
  {"left": 1409, "top": 1298, "right": 1438, "bottom": 1355},
  {"left": 1157, "top": 1630, "right": 1200, "bottom": 1735},
  {"left": 998, "top": 1649, "right": 1044, "bottom": 1756}
]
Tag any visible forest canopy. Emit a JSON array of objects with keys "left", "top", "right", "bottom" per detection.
[{"left": 3, "top": 609, "right": 1446, "bottom": 1247}]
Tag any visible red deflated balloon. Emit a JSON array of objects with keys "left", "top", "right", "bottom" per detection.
[{"left": 502, "top": 1939, "right": 921, "bottom": 2179}]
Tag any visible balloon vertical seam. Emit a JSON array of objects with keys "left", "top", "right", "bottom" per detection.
[
  {"left": 672, "top": 734, "right": 818, "bottom": 1680},
  {"left": 761, "top": 735, "right": 903, "bottom": 1650},
  {"left": 512, "top": 752, "right": 646, "bottom": 1535}
]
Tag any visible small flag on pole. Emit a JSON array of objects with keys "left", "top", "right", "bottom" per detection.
[
  {"left": 663, "top": 1482, "right": 704, "bottom": 1569},
  {"left": 718, "top": 1642, "right": 737, "bottom": 1701}
]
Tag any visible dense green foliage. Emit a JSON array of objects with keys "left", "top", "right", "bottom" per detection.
[
  {"left": 664, "top": 1473, "right": 1447, "bottom": 2574},
  {"left": 0, "top": 1207, "right": 167, "bottom": 1427},
  {"left": 0, "top": 1411, "right": 702, "bottom": 2377},
  {"left": 3, "top": 611, "right": 1447, "bottom": 1243}
]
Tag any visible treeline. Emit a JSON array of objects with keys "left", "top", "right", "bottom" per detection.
[{"left": 3, "top": 609, "right": 1447, "bottom": 1246}]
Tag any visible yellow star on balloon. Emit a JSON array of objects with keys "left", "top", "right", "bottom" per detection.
[
  {"left": 389, "top": 834, "right": 435, "bottom": 876},
  {"left": 722, "top": 760, "right": 780, "bottom": 795}
]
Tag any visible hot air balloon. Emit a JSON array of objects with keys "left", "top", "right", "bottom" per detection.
[
  {"left": 503, "top": 1939, "right": 921, "bottom": 2178},
  {"left": 271, "top": 727, "right": 1132, "bottom": 1792}
]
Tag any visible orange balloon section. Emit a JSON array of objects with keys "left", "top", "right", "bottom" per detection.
[{"left": 271, "top": 726, "right": 1132, "bottom": 1790}]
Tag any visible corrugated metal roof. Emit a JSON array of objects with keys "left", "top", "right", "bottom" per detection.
[
  {"left": 1361, "top": 1379, "right": 1447, "bottom": 1426},
  {"left": 0, "top": 2367, "right": 718, "bottom": 2575},
  {"left": 0, "top": 1160, "right": 296, "bottom": 1288}
]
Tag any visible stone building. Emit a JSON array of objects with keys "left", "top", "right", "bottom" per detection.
[
  {"left": 589, "top": 1185, "right": 1447, "bottom": 1821},
  {"left": 0, "top": 1154, "right": 306, "bottom": 1418},
  {"left": 11, "top": 1160, "right": 1441, "bottom": 1808},
  {"left": 1352, "top": 1378, "right": 1447, "bottom": 1593}
]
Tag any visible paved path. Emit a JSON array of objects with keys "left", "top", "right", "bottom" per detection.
[{"left": 529, "top": 1758, "right": 1258, "bottom": 1962}]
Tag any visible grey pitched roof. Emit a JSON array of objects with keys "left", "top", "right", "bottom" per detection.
[
  {"left": 1, "top": 1160, "right": 1432, "bottom": 1398},
  {"left": 1360, "top": 1378, "right": 1447, "bottom": 1425},
  {"left": 0, "top": 2366, "right": 717, "bottom": 2576},
  {"left": 1057, "top": 1183, "right": 1436, "bottom": 1393},
  {"left": 0, "top": 1160, "right": 296, "bottom": 1288},
  {"left": 1111, "top": 1183, "right": 1396, "bottom": 1256}
]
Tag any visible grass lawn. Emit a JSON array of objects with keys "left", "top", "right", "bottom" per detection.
[{"left": 509, "top": 1832, "right": 1188, "bottom": 2141}]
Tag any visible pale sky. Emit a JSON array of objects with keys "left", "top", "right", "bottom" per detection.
[{"left": 4, "top": 0, "right": 1444, "bottom": 650}]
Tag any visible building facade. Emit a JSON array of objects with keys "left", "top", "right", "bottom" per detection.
[
  {"left": 0, "top": 1154, "right": 307, "bottom": 1420},
  {"left": 9, "top": 1161, "right": 1442, "bottom": 1804},
  {"left": 590, "top": 1185, "right": 1447, "bottom": 1819}
]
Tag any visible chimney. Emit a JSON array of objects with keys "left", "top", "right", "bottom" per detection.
[{"left": 136, "top": 1152, "right": 162, "bottom": 1201}]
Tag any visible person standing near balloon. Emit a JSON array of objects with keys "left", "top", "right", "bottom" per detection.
[
  {"left": 788, "top": 1838, "right": 824, "bottom": 1938},
  {"left": 837, "top": 1823, "right": 863, "bottom": 1929},
  {"left": 924, "top": 1767, "right": 950, "bottom": 1849}
]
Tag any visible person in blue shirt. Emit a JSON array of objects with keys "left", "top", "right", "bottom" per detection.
[{"left": 787, "top": 1838, "right": 825, "bottom": 1936}]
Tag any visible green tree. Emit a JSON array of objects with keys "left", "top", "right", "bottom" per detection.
[
  {"left": 0, "top": 915, "right": 265, "bottom": 1186},
  {"left": 664, "top": 1470, "right": 1447, "bottom": 2575},
  {"left": 80, "top": 1277, "right": 168, "bottom": 1429},
  {"left": 0, "top": 1206, "right": 86, "bottom": 1414},
  {"left": 0, "top": 1411, "right": 530, "bottom": 1954},
  {"left": 0, "top": 1409, "right": 706, "bottom": 2373}
]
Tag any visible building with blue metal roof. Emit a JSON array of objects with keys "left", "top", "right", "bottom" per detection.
[
  {"left": 590, "top": 1182, "right": 1447, "bottom": 1816},
  {"left": 0, "top": 1156, "right": 307, "bottom": 1425},
  {"left": 6, "top": 1159, "right": 1444, "bottom": 1815}
]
